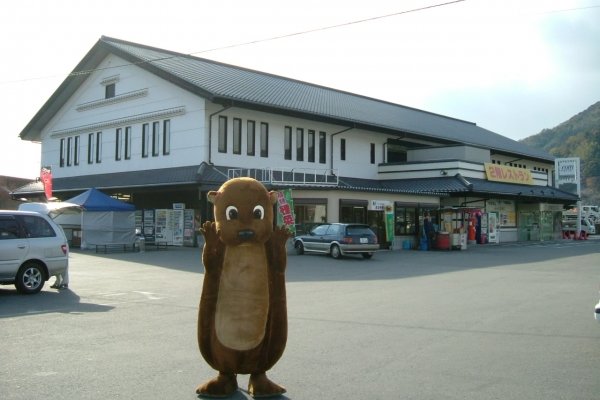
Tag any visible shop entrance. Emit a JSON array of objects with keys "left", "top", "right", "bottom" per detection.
[{"left": 367, "top": 210, "right": 389, "bottom": 249}]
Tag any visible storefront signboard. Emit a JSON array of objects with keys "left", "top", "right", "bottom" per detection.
[
  {"left": 554, "top": 157, "right": 580, "bottom": 196},
  {"left": 484, "top": 163, "right": 533, "bottom": 185}
]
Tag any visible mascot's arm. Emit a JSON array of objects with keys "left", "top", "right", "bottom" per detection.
[
  {"left": 201, "top": 221, "right": 224, "bottom": 272},
  {"left": 262, "top": 225, "right": 292, "bottom": 365}
]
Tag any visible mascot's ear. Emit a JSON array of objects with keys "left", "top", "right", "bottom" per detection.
[
  {"left": 207, "top": 191, "right": 219, "bottom": 204},
  {"left": 269, "top": 191, "right": 278, "bottom": 205}
]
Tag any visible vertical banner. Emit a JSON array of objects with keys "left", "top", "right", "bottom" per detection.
[
  {"left": 554, "top": 157, "right": 580, "bottom": 196},
  {"left": 40, "top": 167, "right": 53, "bottom": 200},
  {"left": 385, "top": 204, "right": 394, "bottom": 242},
  {"left": 276, "top": 189, "right": 296, "bottom": 235}
]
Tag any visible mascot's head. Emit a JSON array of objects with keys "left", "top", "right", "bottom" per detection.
[{"left": 208, "top": 177, "right": 278, "bottom": 246}]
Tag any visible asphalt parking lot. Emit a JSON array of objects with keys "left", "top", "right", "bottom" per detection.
[{"left": 1, "top": 239, "right": 599, "bottom": 400}]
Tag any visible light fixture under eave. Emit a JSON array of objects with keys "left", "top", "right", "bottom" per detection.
[{"left": 440, "top": 170, "right": 448, "bottom": 176}]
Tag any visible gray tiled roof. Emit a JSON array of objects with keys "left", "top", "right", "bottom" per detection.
[{"left": 20, "top": 36, "right": 554, "bottom": 163}]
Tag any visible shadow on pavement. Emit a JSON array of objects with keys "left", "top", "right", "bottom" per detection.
[{"left": 0, "top": 286, "right": 114, "bottom": 318}]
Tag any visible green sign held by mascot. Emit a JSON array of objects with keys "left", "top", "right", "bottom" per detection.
[{"left": 196, "top": 177, "right": 292, "bottom": 398}]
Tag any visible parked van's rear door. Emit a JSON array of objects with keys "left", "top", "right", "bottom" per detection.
[{"left": 0, "top": 215, "right": 29, "bottom": 280}]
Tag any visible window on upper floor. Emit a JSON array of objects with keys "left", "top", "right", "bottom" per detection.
[
  {"left": 73, "top": 136, "right": 80, "bottom": 166},
  {"left": 59, "top": 139, "right": 65, "bottom": 167},
  {"left": 308, "top": 130, "right": 315, "bottom": 162},
  {"left": 233, "top": 118, "right": 242, "bottom": 155},
  {"left": 340, "top": 138, "right": 346, "bottom": 161},
  {"left": 142, "top": 123, "right": 149, "bottom": 158},
  {"left": 115, "top": 128, "right": 122, "bottom": 161},
  {"left": 96, "top": 132, "right": 103, "bottom": 163},
  {"left": 163, "top": 120, "right": 170, "bottom": 156},
  {"left": 124, "top": 126, "right": 132, "bottom": 160},
  {"left": 260, "top": 122, "right": 269, "bottom": 157},
  {"left": 152, "top": 121, "right": 160, "bottom": 157},
  {"left": 284, "top": 126, "right": 292, "bottom": 160},
  {"left": 88, "top": 133, "right": 94, "bottom": 164},
  {"left": 105, "top": 83, "right": 115, "bottom": 99},
  {"left": 319, "top": 131, "right": 326, "bottom": 164},
  {"left": 218, "top": 116, "right": 227, "bottom": 153},
  {"left": 247, "top": 120, "right": 256, "bottom": 156},
  {"left": 370, "top": 143, "right": 375, "bottom": 164},
  {"left": 296, "top": 128, "right": 304, "bottom": 161}
]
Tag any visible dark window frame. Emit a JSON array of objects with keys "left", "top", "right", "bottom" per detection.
[
  {"left": 260, "top": 122, "right": 269, "bottom": 157},
  {"left": 152, "top": 121, "right": 160, "bottom": 157},
  {"left": 105, "top": 83, "right": 115, "bottom": 99},
  {"left": 87, "top": 133, "right": 94, "bottom": 164},
  {"left": 142, "top": 123, "right": 149, "bottom": 158},
  {"left": 233, "top": 118, "right": 242, "bottom": 155},
  {"left": 218, "top": 116, "right": 228, "bottom": 153},
  {"left": 340, "top": 138, "right": 346, "bottom": 161},
  {"left": 95, "top": 132, "right": 102, "bottom": 163},
  {"left": 115, "top": 128, "right": 122, "bottom": 161},
  {"left": 124, "top": 126, "right": 132, "bottom": 160},
  {"left": 308, "top": 130, "right": 315, "bottom": 162},
  {"left": 370, "top": 143, "right": 375, "bottom": 164},
  {"left": 284, "top": 126, "right": 292, "bottom": 160},
  {"left": 296, "top": 128, "right": 304, "bottom": 161},
  {"left": 247, "top": 120, "right": 256, "bottom": 156},
  {"left": 319, "top": 131, "right": 326, "bottom": 164},
  {"left": 162, "top": 120, "right": 170, "bottom": 155}
]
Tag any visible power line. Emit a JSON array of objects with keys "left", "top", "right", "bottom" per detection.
[{"left": 1, "top": 1, "right": 466, "bottom": 85}]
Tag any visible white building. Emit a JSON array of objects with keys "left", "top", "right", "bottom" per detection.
[{"left": 14, "top": 36, "right": 578, "bottom": 247}]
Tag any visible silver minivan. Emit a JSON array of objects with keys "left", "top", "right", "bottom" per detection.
[{"left": 0, "top": 210, "right": 69, "bottom": 294}]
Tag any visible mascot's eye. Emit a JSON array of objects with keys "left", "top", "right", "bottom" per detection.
[
  {"left": 225, "top": 206, "right": 239, "bottom": 220},
  {"left": 253, "top": 205, "right": 265, "bottom": 220}
]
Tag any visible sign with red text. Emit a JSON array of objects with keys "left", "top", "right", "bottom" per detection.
[{"left": 484, "top": 163, "right": 533, "bottom": 185}]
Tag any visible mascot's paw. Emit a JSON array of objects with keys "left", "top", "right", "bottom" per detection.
[
  {"left": 201, "top": 221, "right": 219, "bottom": 245},
  {"left": 248, "top": 373, "right": 286, "bottom": 398},
  {"left": 196, "top": 373, "right": 238, "bottom": 398}
]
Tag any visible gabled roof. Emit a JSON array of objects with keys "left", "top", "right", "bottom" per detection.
[{"left": 20, "top": 36, "right": 554, "bottom": 163}]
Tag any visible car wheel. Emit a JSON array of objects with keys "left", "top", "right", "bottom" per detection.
[
  {"left": 362, "top": 252, "right": 373, "bottom": 259},
  {"left": 15, "top": 262, "right": 45, "bottom": 294},
  {"left": 330, "top": 244, "right": 342, "bottom": 259},
  {"left": 295, "top": 241, "right": 304, "bottom": 255}
]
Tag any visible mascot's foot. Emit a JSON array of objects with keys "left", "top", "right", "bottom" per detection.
[
  {"left": 196, "top": 373, "right": 238, "bottom": 398},
  {"left": 248, "top": 372, "right": 286, "bottom": 398}
]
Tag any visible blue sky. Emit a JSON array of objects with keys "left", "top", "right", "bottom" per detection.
[{"left": 1, "top": 0, "right": 599, "bottom": 179}]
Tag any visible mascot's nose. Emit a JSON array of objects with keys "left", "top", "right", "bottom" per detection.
[{"left": 238, "top": 229, "right": 255, "bottom": 241}]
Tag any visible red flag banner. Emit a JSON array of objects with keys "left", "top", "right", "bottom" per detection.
[{"left": 40, "top": 167, "right": 53, "bottom": 199}]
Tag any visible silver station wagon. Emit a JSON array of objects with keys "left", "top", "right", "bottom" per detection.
[
  {"left": 0, "top": 210, "right": 69, "bottom": 294},
  {"left": 293, "top": 223, "right": 379, "bottom": 259}
]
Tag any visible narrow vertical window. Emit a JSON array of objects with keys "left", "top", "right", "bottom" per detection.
[
  {"left": 284, "top": 126, "right": 292, "bottom": 160},
  {"left": 115, "top": 128, "right": 122, "bottom": 161},
  {"left": 319, "top": 131, "right": 326, "bottom": 164},
  {"left": 308, "top": 130, "right": 315, "bottom": 162},
  {"left": 218, "top": 116, "right": 227, "bottom": 153},
  {"left": 162, "top": 120, "right": 170, "bottom": 155},
  {"left": 340, "top": 138, "right": 346, "bottom": 161},
  {"left": 66, "top": 137, "right": 72, "bottom": 166},
  {"left": 233, "top": 118, "right": 241, "bottom": 155},
  {"left": 260, "top": 122, "right": 269, "bottom": 157},
  {"left": 124, "top": 126, "right": 132, "bottom": 160},
  {"left": 59, "top": 138, "right": 65, "bottom": 167},
  {"left": 370, "top": 143, "right": 375, "bottom": 164},
  {"left": 296, "top": 128, "right": 304, "bottom": 161},
  {"left": 88, "top": 133, "right": 94, "bottom": 164},
  {"left": 142, "top": 123, "right": 149, "bottom": 158},
  {"left": 96, "top": 132, "right": 102, "bottom": 163},
  {"left": 152, "top": 121, "right": 160, "bottom": 157},
  {"left": 74, "top": 136, "right": 80, "bottom": 166},
  {"left": 247, "top": 120, "right": 255, "bottom": 156},
  {"left": 105, "top": 83, "right": 115, "bottom": 99}
]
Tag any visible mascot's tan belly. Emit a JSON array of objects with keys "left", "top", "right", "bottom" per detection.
[{"left": 215, "top": 244, "right": 269, "bottom": 351}]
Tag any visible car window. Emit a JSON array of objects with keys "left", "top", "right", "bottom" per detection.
[
  {"left": 324, "top": 225, "right": 338, "bottom": 235},
  {"left": 17, "top": 215, "right": 57, "bottom": 238},
  {"left": 0, "top": 217, "right": 21, "bottom": 239},
  {"left": 346, "top": 225, "right": 373, "bottom": 235},
  {"left": 312, "top": 225, "right": 330, "bottom": 235}
]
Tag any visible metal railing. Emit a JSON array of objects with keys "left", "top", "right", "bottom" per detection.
[{"left": 227, "top": 167, "right": 338, "bottom": 186}]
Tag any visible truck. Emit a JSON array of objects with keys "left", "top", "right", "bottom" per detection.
[
  {"left": 563, "top": 206, "right": 600, "bottom": 223},
  {"left": 562, "top": 218, "right": 596, "bottom": 238}
]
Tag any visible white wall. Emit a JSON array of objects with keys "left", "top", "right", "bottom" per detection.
[{"left": 40, "top": 55, "right": 207, "bottom": 179}]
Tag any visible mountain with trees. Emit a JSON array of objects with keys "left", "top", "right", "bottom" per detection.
[{"left": 520, "top": 101, "right": 600, "bottom": 204}]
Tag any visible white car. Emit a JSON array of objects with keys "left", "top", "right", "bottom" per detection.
[{"left": 0, "top": 210, "right": 69, "bottom": 294}]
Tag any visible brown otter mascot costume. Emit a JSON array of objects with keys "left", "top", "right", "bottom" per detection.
[{"left": 196, "top": 177, "right": 291, "bottom": 398}]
